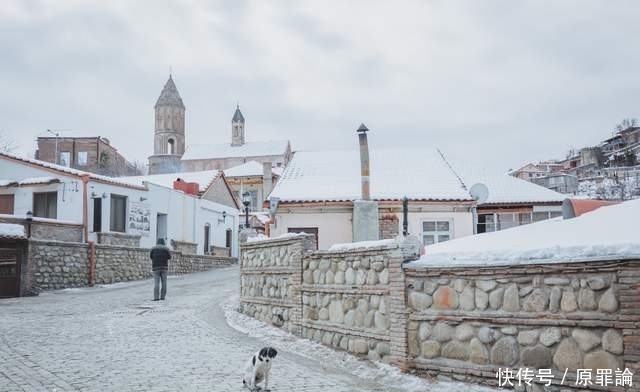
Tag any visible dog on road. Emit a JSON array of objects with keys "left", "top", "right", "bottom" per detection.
[{"left": 242, "top": 347, "right": 278, "bottom": 391}]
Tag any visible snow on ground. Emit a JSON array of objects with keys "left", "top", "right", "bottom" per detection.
[
  {"left": 223, "top": 295, "right": 498, "bottom": 392},
  {"left": 409, "top": 198, "right": 640, "bottom": 268}
]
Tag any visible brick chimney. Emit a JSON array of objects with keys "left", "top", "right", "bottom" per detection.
[
  {"left": 263, "top": 162, "right": 272, "bottom": 197},
  {"left": 357, "top": 123, "right": 370, "bottom": 200}
]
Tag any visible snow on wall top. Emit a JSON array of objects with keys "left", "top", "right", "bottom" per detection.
[
  {"left": 121, "top": 170, "right": 222, "bottom": 192},
  {"left": 0, "top": 223, "right": 25, "bottom": 239},
  {"left": 269, "top": 148, "right": 565, "bottom": 203},
  {"left": 406, "top": 198, "right": 640, "bottom": 268},
  {"left": 181, "top": 140, "right": 289, "bottom": 161}
]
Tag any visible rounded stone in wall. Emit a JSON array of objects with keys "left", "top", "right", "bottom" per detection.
[
  {"left": 578, "top": 288, "right": 597, "bottom": 311},
  {"left": 364, "top": 310, "right": 376, "bottom": 328},
  {"left": 334, "top": 271, "right": 345, "bottom": 284},
  {"left": 433, "top": 286, "right": 459, "bottom": 310},
  {"left": 345, "top": 268, "right": 355, "bottom": 285},
  {"left": 560, "top": 290, "right": 578, "bottom": 312},
  {"left": 521, "top": 345, "right": 552, "bottom": 368},
  {"left": 602, "top": 329, "right": 623, "bottom": 355},
  {"left": 460, "top": 286, "right": 475, "bottom": 311},
  {"left": 491, "top": 337, "right": 519, "bottom": 366},
  {"left": 502, "top": 284, "right": 520, "bottom": 312},
  {"left": 476, "top": 280, "right": 497, "bottom": 292},
  {"left": 408, "top": 291, "right": 433, "bottom": 311},
  {"left": 469, "top": 338, "right": 489, "bottom": 364},
  {"left": 352, "top": 339, "right": 369, "bottom": 354},
  {"left": 432, "top": 322, "right": 454, "bottom": 342},
  {"left": 523, "top": 288, "right": 549, "bottom": 312},
  {"left": 454, "top": 324, "right": 474, "bottom": 341},
  {"left": 366, "top": 270, "right": 378, "bottom": 285},
  {"left": 489, "top": 287, "right": 504, "bottom": 310},
  {"left": 374, "top": 311, "right": 389, "bottom": 331},
  {"left": 370, "top": 295, "right": 380, "bottom": 309},
  {"left": 598, "top": 287, "right": 618, "bottom": 313},
  {"left": 571, "top": 329, "right": 601, "bottom": 352},
  {"left": 325, "top": 270, "right": 335, "bottom": 284},
  {"left": 419, "top": 322, "right": 432, "bottom": 340},
  {"left": 344, "top": 309, "right": 355, "bottom": 327},
  {"left": 478, "top": 327, "right": 500, "bottom": 344},
  {"left": 553, "top": 338, "right": 583, "bottom": 372},
  {"left": 518, "top": 330, "right": 540, "bottom": 346},
  {"left": 442, "top": 341, "right": 469, "bottom": 361},
  {"left": 371, "top": 261, "right": 384, "bottom": 272},
  {"left": 376, "top": 342, "right": 391, "bottom": 356},
  {"left": 322, "top": 331, "right": 334, "bottom": 345},
  {"left": 475, "top": 288, "right": 489, "bottom": 310},
  {"left": 539, "top": 327, "right": 561, "bottom": 347},
  {"left": 587, "top": 276, "right": 607, "bottom": 290},
  {"left": 421, "top": 340, "right": 440, "bottom": 359},
  {"left": 354, "top": 310, "right": 365, "bottom": 327},
  {"left": 583, "top": 350, "right": 622, "bottom": 371}
]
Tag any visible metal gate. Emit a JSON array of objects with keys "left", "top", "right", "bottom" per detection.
[{"left": 0, "top": 247, "right": 20, "bottom": 298}]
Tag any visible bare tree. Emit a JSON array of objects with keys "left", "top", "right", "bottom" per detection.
[
  {"left": 0, "top": 132, "right": 17, "bottom": 153},
  {"left": 615, "top": 118, "right": 638, "bottom": 133}
]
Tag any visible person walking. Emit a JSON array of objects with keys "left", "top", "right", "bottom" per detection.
[{"left": 150, "top": 238, "right": 171, "bottom": 301}]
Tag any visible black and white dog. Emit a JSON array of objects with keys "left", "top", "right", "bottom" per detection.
[{"left": 242, "top": 347, "right": 278, "bottom": 391}]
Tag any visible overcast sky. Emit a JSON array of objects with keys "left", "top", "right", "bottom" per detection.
[{"left": 1, "top": 1, "right": 639, "bottom": 173}]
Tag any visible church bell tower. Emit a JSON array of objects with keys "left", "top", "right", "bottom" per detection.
[{"left": 148, "top": 75, "right": 186, "bottom": 174}]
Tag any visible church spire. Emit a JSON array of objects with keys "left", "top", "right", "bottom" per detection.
[
  {"left": 155, "top": 75, "right": 185, "bottom": 109},
  {"left": 231, "top": 104, "right": 245, "bottom": 146}
]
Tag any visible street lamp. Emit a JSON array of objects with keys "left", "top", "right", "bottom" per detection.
[
  {"left": 242, "top": 192, "right": 251, "bottom": 228},
  {"left": 25, "top": 210, "right": 33, "bottom": 238}
]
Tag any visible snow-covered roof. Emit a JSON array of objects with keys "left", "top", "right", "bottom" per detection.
[
  {"left": 0, "top": 223, "right": 26, "bottom": 239},
  {"left": 0, "top": 177, "right": 60, "bottom": 187},
  {"left": 223, "top": 161, "right": 280, "bottom": 178},
  {"left": 407, "top": 198, "right": 640, "bottom": 268},
  {"left": 181, "top": 140, "right": 290, "bottom": 161},
  {"left": 269, "top": 149, "right": 565, "bottom": 203},
  {"left": 0, "top": 152, "right": 145, "bottom": 190},
  {"left": 121, "top": 170, "right": 222, "bottom": 192}
]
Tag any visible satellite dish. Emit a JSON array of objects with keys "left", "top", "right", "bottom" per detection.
[{"left": 469, "top": 183, "right": 489, "bottom": 204}]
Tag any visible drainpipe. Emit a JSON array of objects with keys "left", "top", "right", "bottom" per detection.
[
  {"left": 81, "top": 174, "right": 95, "bottom": 285},
  {"left": 357, "top": 123, "right": 370, "bottom": 200}
]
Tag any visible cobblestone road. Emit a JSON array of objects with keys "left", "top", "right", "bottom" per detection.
[{"left": 0, "top": 267, "right": 415, "bottom": 392}]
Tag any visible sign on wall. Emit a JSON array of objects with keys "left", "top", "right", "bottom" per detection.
[{"left": 129, "top": 201, "right": 151, "bottom": 237}]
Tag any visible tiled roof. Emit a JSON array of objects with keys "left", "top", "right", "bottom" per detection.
[
  {"left": 269, "top": 148, "right": 565, "bottom": 204},
  {"left": 181, "top": 140, "right": 290, "bottom": 161}
]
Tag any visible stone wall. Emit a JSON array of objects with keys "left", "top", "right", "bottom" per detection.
[
  {"left": 97, "top": 232, "right": 141, "bottom": 247},
  {"left": 240, "top": 235, "right": 417, "bottom": 367},
  {"left": 25, "top": 239, "right": 236, "bottom": 292},
  {"left": 0, "top": 217, "right": 82, "bottom": 242},
  {"left": 239, "top": 234, "right": 639, "bottom": 391},
  {"left": 239, "top": 234, "right": 316, "bottom": 334},
  {"left": 404, "top": 260, "right": 640, "bottom": 391}
]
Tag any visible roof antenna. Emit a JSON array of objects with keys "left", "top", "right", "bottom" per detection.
[
  {"left": 437, "top": 148, "right": 467, "bottom": 191},
  {"left": 169, "top": 66, "right": 172, "bottom": 77}
]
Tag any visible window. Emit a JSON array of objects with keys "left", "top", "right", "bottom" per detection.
[
  {"left": 77, "top": 151, "right": 88, "bottom": 166},
  {"left": 110, "top": 195, "right": 127, "bottom": 232},
  {"left": 204, "top": 224, "right": 211, "bottom": 254},
  {"left": 168, "top": 139, "right": 175, "bottom": 154},
  {"left": 248, "top": 190, "right": 258, "bottom": 210},
  {"left": 33, "top": 192, "right": 57, "bottom": 219},
  {"left": 59, "top": 152, "right": 71, "bottom": 167},
  {"left": 0, "top": 194, "right": 15, "bottom": 214},
  {"left": 422, "top": 220, "right": 451, "bottom": 246}
]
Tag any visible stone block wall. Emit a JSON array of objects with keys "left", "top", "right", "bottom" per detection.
[
  {"left": 0, "top": 217, "right": 83, "bottom": 242},
  {"left": 25, "top": 239, "right": 236, "bottom": 292},
  {"left": 404, "top": 260, "right": 639, "bottom": 391},
  {"left": 240, "top": 235, "right": 419, "bottom": 366},
  {"left": 239, "top": 234, "right": 316, "bottom": 334},
  {"left": 300, "top": 245, "right": 396, "bottom": 362},
  {"left": 28, "top": 241, "right": 90, "bottom": 290},
  {"left": 97, "top": 232, "right": 141, "bottom": 247}
]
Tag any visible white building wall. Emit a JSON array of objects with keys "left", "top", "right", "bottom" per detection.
[{"left": 271, "top": 208, "right": 473, "bottom": 250}]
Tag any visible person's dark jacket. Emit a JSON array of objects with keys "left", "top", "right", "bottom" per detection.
[{"left": 150, "top": 244, "right": 171, "bottom": 271}]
